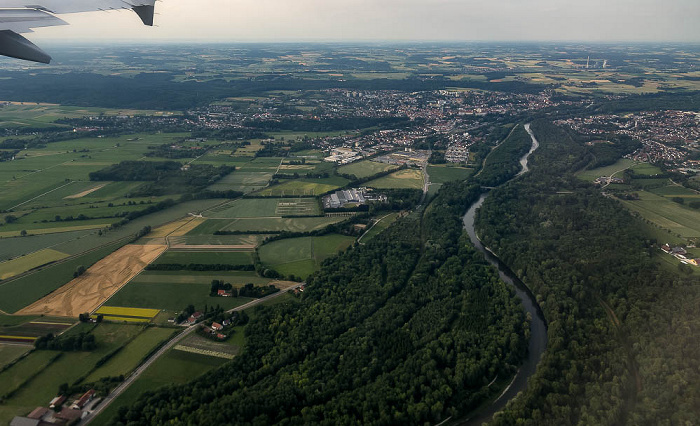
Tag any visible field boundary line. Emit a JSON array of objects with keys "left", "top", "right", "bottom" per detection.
[
  {"left": 89, "top": 245, "right": 169, "bottom": 315},
  {"left": 357, "top": 213, "right": 393, "bottom": 244},
  {"left": 0, "top": 235, "right": 134, "bottom": 291},
  {"left": 8, "top": 180, "right": 76, "bottom": 211}
]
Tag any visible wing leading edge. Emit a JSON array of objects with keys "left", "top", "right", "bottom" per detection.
[{"left": 0, "top": 0, "right": 157, "bottom": 64}]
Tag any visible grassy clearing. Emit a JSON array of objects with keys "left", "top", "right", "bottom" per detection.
[
  {"left": 85, "top": 327, "right": 177, "bottom": 383},
  {"left": 219, "top": 217, "right": 344, "bottom": 233},
  {"left": 0, "top": 345, "right": 31, "bottom": 370},
  {"left": 631, "top": 163, "right": 664, "bottom": 176},
  {"left": 259, "top": 234, "right": 356, "bottom": 278},
  {"left": 0, "top": 223, "right": 110, "bottom": 238},
  {"left": 205, "top": 198, "right": 321, "bottom": 218},
  {"left": 207, "top": 171, "right": 273, "bottom": 193},
  {"left": 576, "top": 159, "right": 637, "bottom": 182},
  {"left": 359, "top": 213, "right": 400, "bottom": 243},
  {"left": 257, "top": 180, "right": 341, "bottom": 197},
  {"left": 170, "top": 234, "right": 269, "bottom": 247},
  {"left": 366, "top": 168, "right": 424, "bottom": 189},
  {"left": 426, "top": 165, "right": 474, "bottom": 184},
  {"left": 105, "top": 281, "right": 255, "bottom": 312},
  {"left": 339, "top": 160, "right": 398, "bottom": 179},
  {"left": 154, "top": 251, "right": 253, "bottom": 265},
  {"left": 619, "top": 191, "right": 700, "bottom": 239},
  {"left": 0, "top": 249, "right": 69, "bottom": 280},
  {"left": 0, "top": 240, "right": 125, "bottom": 314},
  {"left": 91, "top": 349, "right": 227, "bottom": 426}
]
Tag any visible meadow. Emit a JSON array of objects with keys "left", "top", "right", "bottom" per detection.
[
  {"left": 620, "top": 191, "right": 700, "bottom": 239},
  {"left": 358, "top": 213, "right": 400, "bottom": 243},
  {"left": 205, "top": 198, "right": 321, "bottom": 218},
  {"left": 0, "top": 345, "right": 30, "bottom": 370},
  {"left": 91, "top": 349, "right": 227, "bottom": 426},
  {"left": 153, "top": 251, "right": 253, "bottom": 265},
  {"left": 366, "top": 168, "right": 424, "bottom": 189},
  {"left": 576, "top": 158, "right": 637, "bottom": 182},
  {"left": 0, "top": 248, "right": 69, "bottom": 280},
  {"left": 258, "top": 234, "right": 356, "bottom": 278},
  {"left": 218, "top": 217, "right": 344, "bottom": 233},
  {"left": 104, "top": 281, "right": 255, "bottom": 312},
  {"left": 257, "top": 180, "right": 342, "bottom": 197},
  {"left": 339, "top": 160, "right": 398, "bottom": 178},
  {"left": 84, "top": 327, "right": 177, "bottom": 382},
  {"left": 426, "top": 165, "right": 474, "bottom": 184},
  {"left": 206, "top": 171, "right": 273, "bottom": 193}
]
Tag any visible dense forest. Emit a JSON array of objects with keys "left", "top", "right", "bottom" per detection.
[
  {"left": 476, "top": 120, "right": 700, "bottom": 425},
  {"left": 476, "top": 124, "right": 533, "bottom": 187},
  {"left": 108, "top": 181, "right": 529, "bottom": 425}
]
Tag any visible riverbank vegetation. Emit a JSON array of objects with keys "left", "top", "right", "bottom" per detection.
[
  {"left": 107, "top": 181, "right": 528, "bottom": 425},
  {"left": 477, "top": 120, "right": 700, "bottom": 425}
]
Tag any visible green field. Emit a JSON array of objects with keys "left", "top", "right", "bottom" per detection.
[
  {"left": 576, "top": 159, "right": 637, "bottom": 182},
  {"left": 358, "top": 213, "right": 400, "bottom": 243},
  {"left": 0, "top": 248, "right": 69, "bottom": 280},
  {"left": 339, "top": 160, "right": 398, "bottom": 178},
  {"left": 630, "top": 163, "right": 664, "bottom": 176},
  {"left": 0, "top": 134, "right": 186, "bottom": 212},
  {"left": 91, "top": 349, "right": 227, "bottom": 426},
  {"left": 219, "top": 217, "right": 344, "bottom": 233},
  {"left": 153, "top": 251, "right": 253, "bottom": 266},
  {"left": 206, "top": 171, "right": 273, "bottom": 193},
  {"left": 259, "top": 234, "right": 356, "bottom": 278},
  {"left": 84, "top": 327, "right": 178, "bottom": 383},
  {"left": 366, "top": 168, "right": 424, "bottom": 189},
  {"left": 0, "top": 323, "right": 146, "bottom": 424},
  {"left": 0, "top": 240, "right": 125, "bottom": 313},
  {"left": 0, "top": 345, "right": 30, "bottom": 370},
  {"left": 169, "top": 234, "right": 270, "bottom": 247},
  {"left": 257, "top": 180, "right": 342, "bottom": 197},
  {"left": 426, "top": 165, "right": 474, "bottom": 184},
  {"left": 204, "top": 198, "right": 321, "bottom": 218},
  {"left": 105, "top": 281, "right": 255, "bottom": 312},
  {"left": 620, "top": 191, "right": 700, "bottom": 239}
]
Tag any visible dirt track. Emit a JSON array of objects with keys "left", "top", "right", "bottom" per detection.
[{"left": 17, "top": 244, "right": 167, "bottom": 318}]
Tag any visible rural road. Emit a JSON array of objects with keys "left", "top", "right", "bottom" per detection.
[{"left": 83, "top": 285, "right": 302, "bottom": 424}]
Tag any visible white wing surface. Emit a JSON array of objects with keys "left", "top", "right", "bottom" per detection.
[{"left": 0, "top": 0, "right": 157, "bottom": 63}]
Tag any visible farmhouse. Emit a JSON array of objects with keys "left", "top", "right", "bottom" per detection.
[
  {"left": 71, "top": 389, "right": 95, "bottom": 410},
  {"left": 217, "top": 289, "right": 232, "bottom": 297},
  {"left": 49, "top": 395, "right": 66, "bottom": 409},
  {"left": 212, "top": 322, "right": 224, "bottom": 331}
]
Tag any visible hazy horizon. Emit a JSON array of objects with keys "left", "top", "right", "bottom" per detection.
[{"left": 27, "top": 0, "right": 700, "bottom": 44}]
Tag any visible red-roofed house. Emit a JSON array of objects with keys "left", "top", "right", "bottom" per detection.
[{"left": 71, "top": 389, "right": 95, "bottom": 410}]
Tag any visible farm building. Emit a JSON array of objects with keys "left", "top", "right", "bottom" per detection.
[
  {"left": 71, "top": 389, "right": 95, "bottom": 410},
  {"left": 323, "top": 188, "right": 386, "bottom": 209}
]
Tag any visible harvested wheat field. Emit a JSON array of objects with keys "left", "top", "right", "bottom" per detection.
[
  {"left": 16, "top": 244, "right": 167, "bottom": 318},
  {"left": 149, "top": 217, "right": 204, "bottom": 238},
  {"left": 64, "top": 183, "right": 107, "bottom": 199}
]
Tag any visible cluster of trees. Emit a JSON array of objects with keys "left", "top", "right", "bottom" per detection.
[
  {"left": 35, "top": 332, "right": 96, "bottom": 351},
  {"left": 475, "top": 123, "right": 533, "bottom": 187},
  {"left": 145, "top": 144, "right": 205, "bottom": 159},
  {"left": 109, "top": 176, "right": 528, "bottom": 425},
  {"left": 476, "top": 120, "right": 700, "bottom": 425},
  {"left": 147, "top": 263, "right": 255, "bottom": 272},
  {"left": 89, "top": 161, "right": 234, "bottom": 196}
]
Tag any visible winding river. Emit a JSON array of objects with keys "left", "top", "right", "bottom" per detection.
[{"left": 458, "top": 123, "right": 547, "bottom": 425}]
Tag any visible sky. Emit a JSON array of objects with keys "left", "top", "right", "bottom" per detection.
[{"left": 31, "top": 0, "right": 700, "bottom": 43}]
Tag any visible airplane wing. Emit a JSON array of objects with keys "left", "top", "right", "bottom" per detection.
[{"left": 0, "top": 0, "right": 157, "bottom": 64}]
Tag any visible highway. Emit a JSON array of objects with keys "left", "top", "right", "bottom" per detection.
[{"left": 83, "top": 285, "right": 301, "bottom": 424}]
